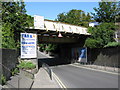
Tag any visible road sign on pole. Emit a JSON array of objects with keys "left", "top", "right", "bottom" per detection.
[{"left": 21, "top": 33, "right": 37, "bottom": 58}]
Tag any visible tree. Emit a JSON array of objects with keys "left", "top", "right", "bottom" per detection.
[
  {"left": 0, "top": 1, "right": 2, "bottom": 48},
  {"left": 92, "top": 1, "right": 119, "bottom": 23},
  {"left": 39, "top": 44, "right": 46, "bottom": 51},
  {"left": 26, "top": 15, "right": 34, "bottom": 27},
  {"left": 2, "top": 22, "right": 16, "bottom": 49},
  {"left": 116, "top": 1, "right": 120, "bottom": 22},
  {"left": 85, "top": 23, "right": 117, "bottom": 48},
  {"left": 45, "top": 44, "right": 57, "bottom": 52},
  {"left": 55, "top": 9, "right": 93, "bottom": 27},
  {"left": 2, "top": 1, "right": 28, "bottom": 49}
]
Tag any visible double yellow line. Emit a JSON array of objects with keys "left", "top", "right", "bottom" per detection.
[{"left": 52, "top": 72, "right": 67, "bottom": 90}]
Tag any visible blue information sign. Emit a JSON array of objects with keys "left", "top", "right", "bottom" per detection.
[{"left": 21, "top": 33, "right": 37, "bottom": 58}]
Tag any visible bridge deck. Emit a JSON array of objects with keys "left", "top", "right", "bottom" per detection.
[
  {"left": 26, "top": 16, "right": 90, "bottom": 43},
  {"left": 29, "top": 15, "right": 90, "bottom": 36}
]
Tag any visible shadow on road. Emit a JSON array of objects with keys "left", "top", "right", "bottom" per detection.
[{"left": 38, "top": 57, "right": 71, "bottom": 68}]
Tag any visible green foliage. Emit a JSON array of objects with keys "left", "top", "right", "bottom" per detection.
[
  {"left": 17, "top": 61, "right": 36, "bottom": 70},
  {"left": 92, "top": 1, "right": 119, "bottom": 23},
  {"left": 39, "top": 44, "right": 46, "bottom": 51},
  {"left": 116, "top": 1, "right": 120, "bottom": 22},
  {"left": 11, "top": 68, "right": 19, "bottom": 76},
  {"left": 104, "top": 42, "right": 120, "bottom": 48},
  {"left": 85, "top": 38, "right": 101, "bottom": 48},
  {"left": 2, "top": 1, "right": 28, "bottom": 49},
  {"left": 45, "top": 44, "right": 57, "bottom": 52},
  {"left": 2, "top": 23, "right": 16, "bottom": 49},
  {"left": 56, "top": 9, "right": 94, "bottom": 27},
  {"left": 85, "top": 23, "right": 116, "bottom": 48},
  {"left": 26, "top": 15, "right": 34, "bottom": 27},
  {"left": 0, "top": 74, "right": 6, "bottom": 85},
  {"left": 39, "top": 44, "right": 57, "bottom": 52}
]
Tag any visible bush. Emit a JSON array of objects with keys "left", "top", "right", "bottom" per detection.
[
  {"left": 85, "top": 23, "right": 116, "bottom": 48},
  {"left": 39, "top": 44, "right": 46, "bottom": 51},
  {"left": 11, "top": 68, "right": 19, "bottom": 76},
  {"left": 85, "top": 38, "right": 102, "bottom": 48},
  {"left": 17, "top": 61, "right": 36, "bottom": 70},
  {"left": 104, "top": 42, "right": 120, "bottom": 48},
  {"left": 45, "top": 44, "right": 57, "bottom": 52},
  {"left": 0, "top": 74, "right": 6, "bottom": 85}
]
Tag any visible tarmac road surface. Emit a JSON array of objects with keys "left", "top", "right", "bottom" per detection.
[{"left": 52, "top": 64, "right": 118, "bottom": 88}]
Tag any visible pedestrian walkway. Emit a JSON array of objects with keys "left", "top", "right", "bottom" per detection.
[
  {"left": 3, "top": 70, "right": 34, "bottom": 89},
  {"left": 31, "top": 68, "right": 60, "bottom": 88},
  {"left": 0, "top": 85, "right": 2, "bottom": 90},
  {"left": 73, "top": 63, "right": 119, "bottom": 73},
  {"left": 38, "top": 51, "right": 53, "bottom": 58}
]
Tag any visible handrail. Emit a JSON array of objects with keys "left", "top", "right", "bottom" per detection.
[{"left": 41, "top": 62, "right": 52, "bottom": 80}]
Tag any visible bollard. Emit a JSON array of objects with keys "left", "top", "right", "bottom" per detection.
[
  {"left": 90, "top": 61, "right": 92, "bottom": 68},
  {"left": 95, "top": 64, "right": 97, "bottom": 69},
  {"left": 92, "top": 62, "right": 94, "bottom": 68},
  {"left": 18, "top": 76, "right": 20, "bottom": 89},
  {"left": 104, "top": 63, "right": 106, "bottom": 71},
  {"left": 114, "top": 64, "right": 115, "bottom": 72},
  {"left": 92, "top": 61, "right": 93, "bottom": 68},
  {"left": 88, "top": 63, "right": 90, "bottom": 67}
]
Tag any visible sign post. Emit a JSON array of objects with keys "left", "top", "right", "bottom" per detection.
[
  {"left": 21, "top": 33, "right": 38, "bottom": 70},
  {"left": 21, "top": 33, "right": 37, "bottom": 59}
]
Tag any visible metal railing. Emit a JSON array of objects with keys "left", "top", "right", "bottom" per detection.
[{"left": 41, "top": 62, "right": 52, "bottom": 80}]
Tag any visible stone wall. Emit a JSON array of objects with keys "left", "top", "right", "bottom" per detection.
[
  {"left": 0, "top": 48, "right": 18, "bottom": 80},
  {"left": 0, "top": 49, "right": 2, "bottom": 82},
  {"left": 87, "top": 47, "right": 120, "bottom": 67}
]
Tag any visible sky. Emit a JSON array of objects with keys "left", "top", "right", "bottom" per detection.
[{"left": 25, "top": 2, "right": 99, "bottom": 20}]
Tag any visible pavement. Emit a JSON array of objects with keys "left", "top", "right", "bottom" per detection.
[
  {"left": 2, "top": 67, "right": 60, "bottom": 89},
  {"left": 73, "top": 63, "right": 119, "bottom": 73},
  {"left": 38, "top": 51, "right": 52, "bottom": 58},
  {"left": 0, "top": 85, "right": 2, "bottom": 90},
  {"left": 3, "top": 70, "right": 34, "bottom": 89},
  {"left": 31, "top": 68, "right": 60, "bottom": 88},
  {"left": 31, "top": 51, "right": 61, "bottom": 88}
]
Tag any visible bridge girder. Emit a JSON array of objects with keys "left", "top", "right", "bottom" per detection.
[{"left": 26, "top": 29, "right": 89, "bottom": 44}]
